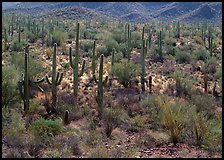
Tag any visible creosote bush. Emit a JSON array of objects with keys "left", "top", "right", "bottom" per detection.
[
  {"left": 2, "top": 65, "right": 20, "bottom": 108},
  {"left": 30, "top": 118, "right": 62, "bottom": 145},
  {"left": 112, "top": 59, "right": 140, "bottom": 88}
]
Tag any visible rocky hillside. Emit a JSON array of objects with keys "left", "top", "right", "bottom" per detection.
[{"left": 2, "top": 2, "right": 222, "bottom": 24}]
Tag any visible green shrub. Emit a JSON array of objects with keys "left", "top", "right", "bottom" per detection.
[
  {"left": 80, "top": 40, "right": 93, "bottom": 53},
  {"left": 140, "top": 95, "right": 163, "bottom": 128},
  {"left": 11, "top": 40, "right": 26, "bottom": 52},
  {"left": 131, "top": 31, "right": 141, "bottom": 49},
  {"left": 103, "top": 108, "right": 122, "bottom": 137},
  {"left": 175, "top": 51, "right": 191, "bottom": 64},
  {"left": 203, "top": 57, "right": 217, "bottom": 74},
  {"left": 189, "top": 94, "right": 216, "bottom": 114},
  {"left": 111, "top": 29, "right": 125, "bottom": 44},
  {"left": 103, "top": 37, "right": 119, "bottom": 56},
  {"left": 112, "top": 60, "right": 140, "bottom": 88},
  {"left": 156, "top": 96, "right": 187, "bottom": 145},
  {"left": 2, "top": 108, "right": 27, "bottom": 147},
  {"left": 11, "top": 52, "right": 44, "bottom": 79},
  {"left": 30, "top": 118, "right": 62, "bottom": 145},
  {"left": 27, "top": 31, "right": 37, "bottom": 43},
  {"left": 52, "top": 29, "right": 67, "bottom": 46},
  {"left": 2, "top": 65, "right": 20, "bottom": 108},
  {"left": 194, "top": 48, "right": 209, "bottom": 61}
]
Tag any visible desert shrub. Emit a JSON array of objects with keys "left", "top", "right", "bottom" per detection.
[
  {"left": 11, "top": 40, "right": 26, "bottom": 52},
  {"left": 203, "top": 57, "right": 217, "bottom": 74},
  {"left": 112, "top": 59, "right": 140, "bottom": 88},
  {"left": 27, "top": 31, "right": 37, "bottom": 43},
  {"left": 156, "top": 96, "right": 187, "bottom": 145},
  {"left": 97, "top": 45, "right": 108, "bottom": 57},
  {"left": 171, "top": 70, "right": 194, "bottom": 98},
  {"left": 52, "top": 29, "right": 67, "bottom": 46},
  {"left": 117, "top": 43, "right": 127, "bottom": 58},
  {"left": 2, "top": 65, "right": 20, "bottom": 108},
  {"left": 182, "top": 30, "right": 191, "bottom": 37},
  {"left": 103, "top": 37, "right": 119, "bottom": 56},
  {"left": 30, "top": 118, "right": 62, "bottom": 145},
  {"left": 103, "top": 108, "right": 122, "bottom": 137},
  {"left": 80, "top": 40, "right": 93, "bottom": 53},
  {"left": 112, "top": 28, "right": 125, "bottom": 44},
  {"left": 175, "top": 50, "right": 191, "bottom": 63},
  {"left": 189, "top": 94, "right": 216, "bottom": 114},
  {"left": 164, "top": 37, "right": 176, "bottom": 46},
  {"left": 11, "top": 52, "right": 44, "bottom": 79},
  {"left": 2, "top": 109, "right": 27, "bottom": 148},
  {"left": 86, "top": 144, "right": 110, "bottom": 158},
  {"left": 131, "top": 31, "right": 141, "bottom": 49},
  {"left": 42, "top": 146, "right": 72, "bottom": 158},
  {"left": 185, "top": 105, "right": 211, "bottom": 146},
  {"left": 166, "top": 46, "right": 176, "bottom": 56},
  {"left": 140, "top": 95, "right": 163, "bottom": 128},
  {"left": 214, "top": 67, "right": 222, "bottom": 87},
  {"left": 67, "top": 30, "right": 76, "bottom": 39},
  {"left": 194, "top": 48, "right": 209, "bottom": 61},
  {"left": 83, "top": 130, "right": 103, "bottom": 146},
  {"left": 45, "top": 47, "right": 53, "bottom": 59}
]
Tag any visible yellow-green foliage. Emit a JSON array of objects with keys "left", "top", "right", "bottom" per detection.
[{"left": 156, "top": 96, "right": 186, "bottom": 145}]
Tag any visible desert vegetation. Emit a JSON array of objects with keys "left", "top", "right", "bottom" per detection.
[{"left": 2, "top": 2, "right": 222, "bottom": 158}]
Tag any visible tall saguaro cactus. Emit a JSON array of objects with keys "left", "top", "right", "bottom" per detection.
[
  {"left": 4, "top": 28, "right": 7, "bottom": 51},
  {"left": 18, "top": 25, "right": 21, "bottom": 42},
  {"left": 125, "top": 23, "right": 132, "bottom": 61},
  {"left": 177, "top": 21, "right": 180, "bottom": 38},
  {"left": 69, "top": 22, "right": 86, "bottom": 106},
  {"left": 95, "top": 54, "right": 108, "bottom": 119},
  {"left": 158, "top": 31, "right": 163, "bottom": 62},
  {"left": 46, "top": 43, "right": 63, "bottom": 113},
  {"left": 18, "top": 46, "right": 44, "bottom": 113},
  {"left": 92, "top": 40, "right": 96, "bottom": 77},
  {"left": 204, "top": 73, "right": 208, "bottom": 93}
]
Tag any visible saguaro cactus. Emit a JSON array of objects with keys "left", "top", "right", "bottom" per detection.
[
  {"left": 64, "top": 110, "right": 70, "bottom": 125},
  {"left": 95, "top": 54, "right": 107, "bottom": 119},
  {"left": 148, "top": 28, "right": 152, "bottom": 50},
  {"left": 18, "top": 46, "right": 44, "bottom": 113},
  {"left": 125, "top": 23, "right": 132, "bottom": 61},
  {"left": 204, "top": 73, "right": 208, "bottom": 93},
  {"left": 46, "top": 43, "right": 63, "bottom": 113},
  {"left": 158, "top": 31, "right": 163, "bottom": 62},
  {"left": 148, "top": 76, "right": 152, "bottom": 93},
  {"left": 92, "top": 40, "right": 96, "bottom": 77},
  {"left": 177, "top": 21, "right": 180, "bottom": 38},
  {"left": 11, "top": 14, "right": 14, "bottom": 37},
  {"left": 69, "top": 22, "right": 86, "bottom": 106}
]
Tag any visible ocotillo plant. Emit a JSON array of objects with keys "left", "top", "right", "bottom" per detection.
[
  {"left": 64, "top": 110, "right": 70, "bottom": 125},
  {"left": 204, "top": 73, "right": 208, "bottom": 93},
  {"left": 69, "top": 22, "right": 86, "bottom": 106},
  {"left": 18, "top": 46, "right": 44, "bottom": 113},
  {"left": 46, "top": 43, "right": 63, "bottom": 113}
]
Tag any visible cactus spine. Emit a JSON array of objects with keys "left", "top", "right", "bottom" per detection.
[
  {"left": 46, "top": 43, "right": 63, "bottom": 113},
  {"left": 69, "top": 22, "right": 85, "bottom": 106},
  {"left": 64, "top": 110, "right": 70, "bottom": 125}
]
